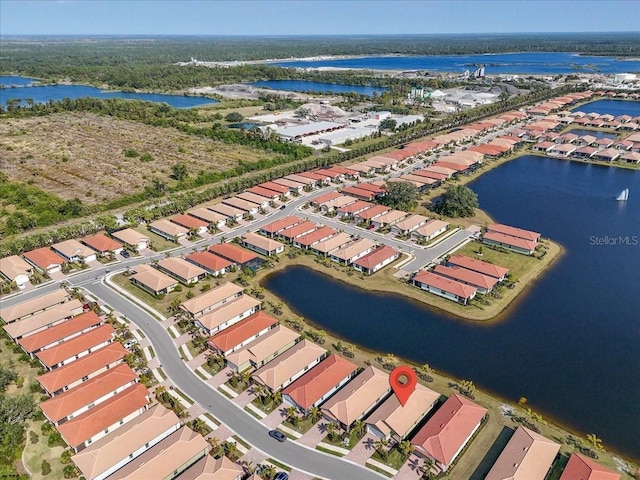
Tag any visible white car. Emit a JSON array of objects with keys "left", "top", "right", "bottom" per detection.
[{"left": 124, "top": 339, "right": 138, "bottom": 349}]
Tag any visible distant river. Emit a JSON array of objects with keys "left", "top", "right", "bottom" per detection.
[
  {"left": 274, "top": 52, "right": 640, "bottom": 75},
  {"left": 249, "top": 80, "right": 388, "bottom": 96},
  {"left": 265, "top": 154, "right": 640, "bottom": 459},
  {"left": 0, "top": 76, "right": 218, "bottom": 108}
]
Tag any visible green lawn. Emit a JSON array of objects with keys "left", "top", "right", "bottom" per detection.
[
  {"left": 455, "top": 239, "right": 539, "bottom": 280},
  {"left": 322, "top": 428, "right": 366, "bottom": 450},
  {"left": 111, "top": 272, "right": 185, "bottom": 318},
  {"left": 133, "top": 226, "right": 178, "bottom": 252},
  {"left": 282, "top": 415, "right": 318, "bottom": 435},
  {"left": 251, "top": 396, "right": 282, "bottom": 415},
  {"left": 371, "top": 446, "right": 411, "bottom": 471}
]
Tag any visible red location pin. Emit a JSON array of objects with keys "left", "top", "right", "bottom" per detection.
[{"left": 389, "top": 365, "right": 417, "bottom": 406}]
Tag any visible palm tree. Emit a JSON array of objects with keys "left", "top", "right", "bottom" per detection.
[
  {"left": 459, "top": 379, "right": 476, "bottom": 398},
  {"left": 352, "top": 419, "right": 365, "bottom": 437},
  {"left": 208, "top": 436, "right": 222, "bottom": 456},
  {"left": 417, "top": 363, "right": 433, "bottom": 382},
  {"left": 383, "top": 353, "right": 397, "bottom": 370},
  {"left": 398, "top": 440, "right": 414, "bottom": 459},
  {"left": 285, "top": 406, "right": 299, "bottom": 427},
  {"left": 227, "top": 370, "right": 242, "bottom": 388},
  {"left": 326, "top": 422, "right": 340, "bottom": 443},
  {"left": 307, "top": 406, "right": 322, "bottom": 424},
  {"left": 374, "top": 437, "right": 390, "bottom": 461},
  {"left": 259, "top": 464, "right": 277, "bottom": 480},
  {"left": 252, "top": 384, "right": 268, "bottom": 405}
]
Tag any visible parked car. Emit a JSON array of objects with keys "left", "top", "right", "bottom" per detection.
[
  {"left": 268, "top": 430, "right": 286, "bottom": 442},
  {"left": 279, "top": 205, "right": 286, "bottom": 210},
  {"left": 121, "top": 250, "right": 130, "bottom": 258},
  {"left": 274, "top": 473, "right": 289, "bottom": 480},
  {"left": 124, "top": 339, "right": 138, "bottom": 349}
]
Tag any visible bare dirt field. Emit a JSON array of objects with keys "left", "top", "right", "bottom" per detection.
[{"left": 0, "top": 113, "right": 278, "bottom": 204}]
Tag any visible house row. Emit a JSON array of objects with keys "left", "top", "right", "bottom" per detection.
[{"left": 482, "top": 223, "right": 541, "bottom": 256}]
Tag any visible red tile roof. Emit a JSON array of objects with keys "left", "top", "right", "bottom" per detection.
[
  {"left": 413, "top": 271, "right": 477, "bottom": 299},
  {"left": 185, "top": 251, "right": 232, "bottom": 273},
  {"left": 327, "top": 166, "right": 358, "bottom": 176},
  {"left": 18, "top": 311, "right": 103, "bottom": 353},
  {"left": 81, "top": 234, "right": 123, "bottom": 253},
  {"left": 468, "top": 144, "right": 504, "bottom": 156},
  {"left": 340, "top": 186, "right": 376, "bottom": 200},
  {"left": 298, "top": 171, "right": 328, "bottom": 182},
  {"left": 170, "top": 214, "right": 208, "bottom": 230},
  {"left": 314, "top": 168, "right": 342, "bottom": 178},
  {"left": 40, "top": 363, "right": 137, "bottom": 423},
  {"left": 295, "top": 226, "right": 336, "bottom": 247},
  {"left": 248, "top": 186, "right": 280, "bottom": 199},
  {"left": 23, "top": 248, "right": 66, "bottom": 270},
  {"left": 412, "top": 169, "right": 448, "bottom": 181},
  {"left": 487, "top": 224, "right": 540, "bottom": 242},
  {"left": 36, "top": 324, "right": 115, "bottom": 368},
  {"left": 58, "top": 383, "right": 149, "bottom": 449},
  {"left": 558, "top": 453, "right": 620, "bottom": 480},
  {"left": 433, "top": 265, "right": 499, "bottom": 291},
  {"left": 447, "top": 255, "right": 509, "bottom": 279},
  {"left": 483, "top": 231, "right": 537, "bottom": 252},
  {"left": 311, "top": 191, "right": 343, "bottom": 205},
  {"left": 279, "top": 221, "right": 317, "bottom": 240},
  {"left": 338, "top": 200, "right": 373, "bottom": 214},
  {"left": 353, "top": 245, "right": 399, "bottom": 270},
  {"left": 282, "top": 354, "right": 358, "bottom": 410},
  {"left": 434, "top": 161, "right": 468, "bottom": 172},
  {"left": 37, "top": 342, "right": 127, "bottom": 394},
  {"left": 261, "top": 216, "right": 303, "bottom": 234},
  {"left": 208, "top": 243, "right": 258, "bottom": 264},
  {"left": 411, "top": 394, "right": 487, "bottom": 467},
  {"left": 208, "top": 311, "right": 278, "bottom": 352},
  {"left": 355, "top": 183, "right": 386, "bottom": 194},
  {"left": 357, "top": 205, "right": 390, "bottom": 220},
  {"left": 259, "top": 181, "right": 290, "bottom": 194}
]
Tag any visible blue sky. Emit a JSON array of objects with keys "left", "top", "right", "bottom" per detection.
[{"left": 1, "top": 1, "right": 638, "bottom": 36}]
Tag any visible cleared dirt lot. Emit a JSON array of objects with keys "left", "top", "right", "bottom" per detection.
[{"left": 0, "top": 113, "right": 276, "bottom": 204}]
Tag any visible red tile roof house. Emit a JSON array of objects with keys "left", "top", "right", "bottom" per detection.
[
  {"left": 354, "top": 204, "right": 391, "bottom": 225},
  {"left": 447, "top": 255, "right": 509, "bottom": 282},
  {"left": 52, "top": 239, "right": 97, "bottom": 263},
  {"left": 57, "top": 382, "right": 150, "bottom": 452},
  {"left": 0, "top": 255, "right": 33, "bottom": 289},
  {"left": 298, "top": 170, "right": 331, "bottom": 185},
  {"left": 36, "top": 323, "right": 115, "bottom": 370},
  {"left": 330, "top": 238, "right": 377, "bottom": 266},
  {"left": 548, "top": 143, "right": 577, "bottom": 157},
  {"left": 278, "top": 221, "right": 318, "bottom": 242},
  {"left": 179, "top": 282, "right": 244, "bottom": 318},
  {"left": 484, "top": 426, "right": 560, "bottom": 480},
  {"left": 207, "top": 311, "right": 278, "bottom": 356},
  {"left": 572, "top": 146, "right": 599, "bottom": 160},
  {"left": 272, "top": 178, "right": 305, "bottom": 194},
  {"left": 18, "top": 310, "right": 103, "bottom": 356},
  {"left": 483, "top": 231, "right": 538, "bottom": 256},
  {"left": 111, "top": 228, "right": 150, "bottom": 252},
  {"left": 391, "top": 214, "right": 429, "bottom": 236},
  {"left": 366, "top": 383, "right": 441, "bottom": 443},
  {"left": 156, "top": 257, "right": 208, "bottom": 285},
  {"left": 259, "top": 181, "right": 291, "bottom": 197},
  {"left": 487, "top": 224, "right": 541, "bottom": 243},
  {"left": 309, "top": 232, "right": 353, "bottom": 257},
  {"left": 0, "top": 288, "right": 69, "bottom": 324},
  {"left": 148, "top": 219, "right": 189, "bottom": 242},
  {"left": 208, "top": 202, "right": 245, "bottom": 221},
  {"left": 370, "top": 210, "right": 409, "bottom": 229},
  {"left": 222, "top": 196, "right": 260, "bottom": 215},
  {"left": 355, "top": 182, "right": 387, "bottom": 196},
  {"left": 252, "top": 339, "right": 327, "bottom": 392},
  {"left": 340, "top": 185, "right": 377, "bottom": 201},
  {"left": 37, "top": 342, "right": 127, "bottom": 396},
  {"left": 282, "top": 354, "right": 359, "bottom": 414},
  {"left": 412, "top": 270, "right": 477, "bottom": 305},
  {"left": 248, "top": 185, "right": 281, "bottom": 200},
  {"left": 259, "top": 216, "right": 303, "bottom": 238},
  {"left": 412, "top": 219, "right": 450, "bottom": 243},
  {"left": 208, "top": 242, "right": 262, "bottom": 270},
  {"left": 593, "top": 148, "right": 621, "bottom": 162},
  {"left": 236, "top": 191, "right": 270, "bottom": 209},
  {"left": 310, "top": 191, "right": 343, "bottom": 207},
  {"left": 241, "top": 232, "right": 286, "bottom": 256},
  {"left": 314, "top": 168, "right": 345, "bottom": 182},
  {"left": 433, "top": 264, "right": 499, "bottom": 294},
  {"left": 72, "top": 404, "right": 181, "bottom": 480},
  {"left": 186, "top": 207, "right": 228, "bottom": 229},
  {"left": 293, "top": 226, "right": 337, "bottom": 250},
  {"left": 3, "top": 299, "right": 85, "bottom": 340},
  {"left": 558, "top": 453, "right": 620, "bottom": 480},
  {"left": 353, "top": 245, "right": 401, "bottom": 275},
  {"left": 337, "top": 199, "right": 374, "bottom": 220},
  {"left": 169, "top": 214, "right": 209, "bottom": 236},
  {"left": 130, "top": 264, "right": 178, "bottom": 296},
  {"left": 185, "top": 251, "right": 232, "bottom": 277},
  {"left": 328, "top": 165, "right": 360, "bottom": 179},
  {"left": 23, "top": 247, "right": 66, "bottom": 274},
  {"left": 319, "top": 195, "right": 359, "bottom": 213},
  {"left": 411, "top": 393, "right": 488, "bottom": 473},
  {"left": 40, "top": 363, "right": 138, "bottom": 426},
  {"left": 81, "top": 233, "right": 124, "bottom": 257}
]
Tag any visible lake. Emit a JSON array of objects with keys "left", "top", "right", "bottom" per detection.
[
  {"left": 572, "top": 99, "right": 640, "bottom": 117},
  {"left": 265, "top": 155, "right": 640, "bottom": 459},
  {"left": 273, "top": 52, "right": 640, "bottom": 75},
  {"left": 249, "top": 80, "right": 388, "bottom": 96},
  {"left": 0, "top": 78, "right": 218, "bottom": 109},
  {"left": 566, "top": 129, "right": 617, "bottom": 140}
]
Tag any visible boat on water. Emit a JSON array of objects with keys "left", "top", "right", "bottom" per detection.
[{"left": 616, "top": 188, "right": 629, "bottom": 201}]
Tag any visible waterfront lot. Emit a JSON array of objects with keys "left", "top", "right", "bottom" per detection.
[{"left": 0, "top": 112, "right": 281, "bottom": 204}]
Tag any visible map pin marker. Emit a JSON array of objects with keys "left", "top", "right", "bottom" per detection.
[{"left": 389, "top": 365, "right": 417, "bottom": 406}]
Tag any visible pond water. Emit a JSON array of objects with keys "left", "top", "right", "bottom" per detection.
[
  {"left": 265, "top": 154, "right": 640, "bottom": 458},
  {"left": 571, "top": 99, "right": 640, "bottom": 117},
  {"left": 0, "top": 77, "right": 218, "bottom": 109}
]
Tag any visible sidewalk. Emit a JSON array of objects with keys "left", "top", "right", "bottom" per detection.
[
  {"left": 345, "top": 433, "right": 376, "bottom": 463},
  {"left": 297, "top": 421, "right": 328, "bottom": 448},
  {"left": 395, "top": 454, "right": 426, "bottom": 480}
]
